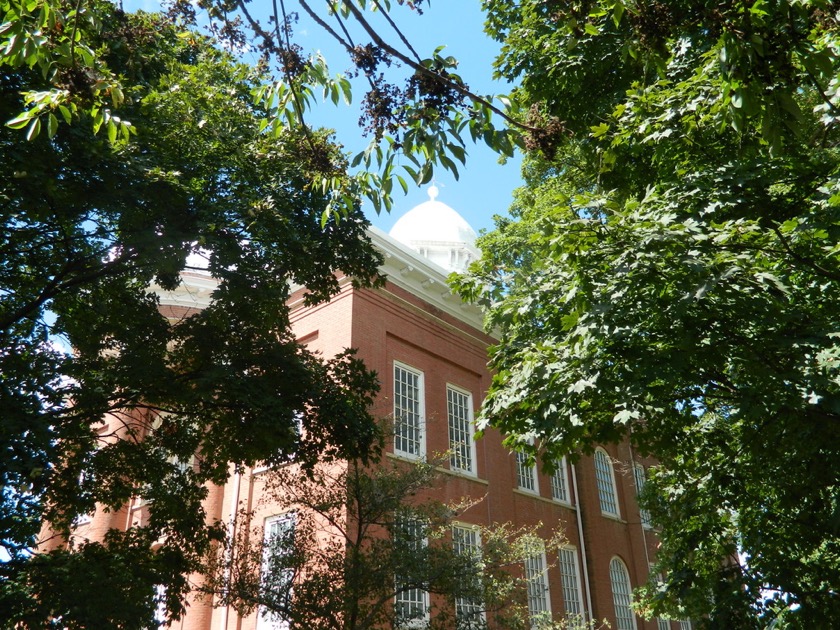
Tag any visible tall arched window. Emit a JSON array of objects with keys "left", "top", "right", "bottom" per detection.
[
  {"left": 609, "top": 557, "right": 636, "bottom": 630},
  {"left": 594, "top": 448, "right": 619, "bottom": 516},
  {"left": 633, "top": 463, "right": 652, "bottom": 528}
]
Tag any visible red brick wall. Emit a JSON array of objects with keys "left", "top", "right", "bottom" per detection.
[{"left": 70, "top": 274, "right": 668, "bottom": 630}]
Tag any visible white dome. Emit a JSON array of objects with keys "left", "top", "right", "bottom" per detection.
[{"left": 389, "top": 186, "right": 480, "bottom": 273}]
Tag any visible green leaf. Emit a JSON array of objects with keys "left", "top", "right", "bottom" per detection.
[
  {"left": 402, "top": 164, "right": 419, "bottom": 183},
  {"left": 25, "top": 116, "right": 40, "bottom": 141},
  {"left": 46, "top": 112, "right": 58, "bottom": 138},
  {"left": 417, "top": 162, "right": 433, "bottom": 185},
  {"left": 439, "top": 154, "right": 459, "bottom": 179},
  {"left": 92, "top": 108, "right": 103, "bottom": 134},
  {"left": 6, "top": 112, "right": 31, "bottom": 129},
  {"left": 339, "top": 77, "right": 352, "bottom": 105},
  {"left": 612, "top": 2, "right": 624, "bottom": 27},
  {"left": 58, "top": 105, "right": 73, "bottom": 125},
  {"left": 110, "top": 85, "right": 124, "bottom": 108},
  {"left": 591, "top": 122, "right": 610, "bottom": 138}
]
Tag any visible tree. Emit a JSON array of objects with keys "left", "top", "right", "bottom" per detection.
[
  {"left": 2, "top": 0, "right": 534, "bottom": 217},
  {"left": 454, "top": 1, "right": 840, "bottom": 627},
  {"left": 1, "top": 4, "right": 383, "bottom": 627},
  {"left": 204, "top": 446, "right": 580, "bottom": 630}
]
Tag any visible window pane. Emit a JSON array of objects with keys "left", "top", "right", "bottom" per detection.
[
  {"left": 525, "top": 551, "right": 550, "bottom": 627},
  {"left": 448, "top": 387, "right": 474, "bottom": 473},
  {"left": 609, "top": 558, "right": 636, "bottom": 630},
  {"left": 551, "top": 457, "right": 570, "bottom": 503},
  {"left": 633, "top": 463, "right": 652, "bottom": 528},
  {"left": 558, "top": 547, "right": 583, "bottom": 618},
  {"left": 258, "top": 514, "right": 295, "bottom": 630},
  {"left": 453, "top": 525, "right": 484, "bottom": 626},
  {"left": 517, "top": 451, "right": 537, "bottom": 493},
  {"left": 394, "top": 515, "right": 428, "bottom": 625},
  {"left": 394, "top": 364, "right": 423, "bottom": 457},
  {"left": 594, "top": 450, "right": 619, "bottom": 515}
]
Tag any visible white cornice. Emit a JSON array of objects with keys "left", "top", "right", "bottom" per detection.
[
  {"left": 150, "top": 229, "right": 492, "bottom": 338},
  {"left": 368, "top": 227, "right": 489, "bottom": 334},
  {"left": 153, "top": 271, "right": 216, "bottom": 310}
]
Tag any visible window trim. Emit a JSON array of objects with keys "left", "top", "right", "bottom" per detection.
[
  {"left": 550, "top": 456, "right": 572, "bottom": 505},
  {"left": 393, "top": 361, "right": 426, "bottom": 460},
  {"left": 447, "top": 384, "right": 477, "bottom": 476},
  {"left": 524, "top": 545, "right": 552, "bottom": 627},
  {"left": 557, "top": 545, "right": 584, "bottom": 621},
  {"left": 633, "top": 462, "right": 652, "bottom": 528},
  {"left": 594, "top": 448, "right": 620, "bottom": 517},
  {"left": 609, "top": 556, "right": 637, "bottom": 630},
  {"left": 394, "top": 514, "right": 430, "bottom": 628},
  {"left": 257, "top": 513, "right": 296, "bottom": 630},
  {"left": 452, "top": 523, "right": 485, "bottom": 627}
]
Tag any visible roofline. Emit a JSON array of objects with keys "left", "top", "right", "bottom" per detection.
[
  {"left": 368, "top": 226, "right": 489, "bottom": 334},
  {"left": 153, "top": 227, "right": 493, "bottom": 337}
]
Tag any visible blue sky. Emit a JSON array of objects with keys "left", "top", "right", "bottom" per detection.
[
  {"left": 293, "top": 1, "right": 524, "bottom": 236},
  {"left": 127, "top": 0, "right": 523, "bottom": 235}
]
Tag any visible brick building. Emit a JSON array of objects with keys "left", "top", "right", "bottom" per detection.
[{"left": 67, "top": 188, "right": 685, "bottom": 630}]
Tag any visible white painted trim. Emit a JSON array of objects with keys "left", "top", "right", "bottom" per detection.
[
  {"left": 392, "top": 361, "right": 426, "bottom": 460},
  {"left": 150, "top": 229, "right": 494, "bottom": 339},
  {"left": 369, "top": 227, "right": 490, "bottom": 334},
  {"left": 445, "top": 383, "right": 478, "bottom": 477},
  {"left": 153, "top": 271, "right": 217, "bottom": 310}
]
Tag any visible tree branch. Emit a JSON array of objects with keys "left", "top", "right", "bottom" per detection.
[
  {"left": 770, "top": 223, "right": 840, "bottom": 283},
  {"left": 341, "top": 1, "right": 536, "bottom": 131}
]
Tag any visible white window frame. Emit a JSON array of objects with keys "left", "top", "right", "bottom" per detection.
[
  {"left": 452, "top": 523, "right": 485, "bottom": 627},
  {"left": 633, "top": 462, "right": 652, "bottom": 528},
  {"left": 609, "top": 557, "right": 637, "bottom": 630},
  {"left": 594, "top": 448, "right": 620, "bottom": 517},
  {"left": 447, "top": 384, "right": 477, "bottom": 476},
  {"left": 394, "top": 515, "right": 429, "bottom": 627},
  {"left": 550, "top": 456, "right": 571, "bottom": 504},
  {"left": 257, "top": 513, "right": 296, "bottom": 630},
  {"left": 557, "top": 546, "right": 584, "bottom": 621},
  {"left": 516, "top": 441, "right": 539, "bottom": 494},
  {"left": 393, "top": 362, "right": 425, "bottom": 460},
  {"left": 524, "top": 547, "right": 551, "bottom": 628}
]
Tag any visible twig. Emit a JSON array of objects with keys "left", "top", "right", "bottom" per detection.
[
  {"left": 371, "top": 0, "right": 422, "bottom": 63},
  {"left": 339, "top": 1, "right": 539, "bottom": 133},
  {"left": 771, "top": 223, "right": 840, "bottom": 282}
]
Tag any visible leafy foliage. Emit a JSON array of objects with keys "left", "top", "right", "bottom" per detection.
[
  {"left": 456, "top": 0, "right": 840, "bottom": 626},
  {"left": 2, "top": 0, "right": 537, "bottom": 218},
  {"left": 204, "top": 447, "right": 569, "bottom": 630},
  {"left": 1, "top": 5, "right": 382, "bottom": 627}
]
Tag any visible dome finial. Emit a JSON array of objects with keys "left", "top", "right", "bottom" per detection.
[{"left": 428, "top": 184, "right": 439, "bottom": 201}]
